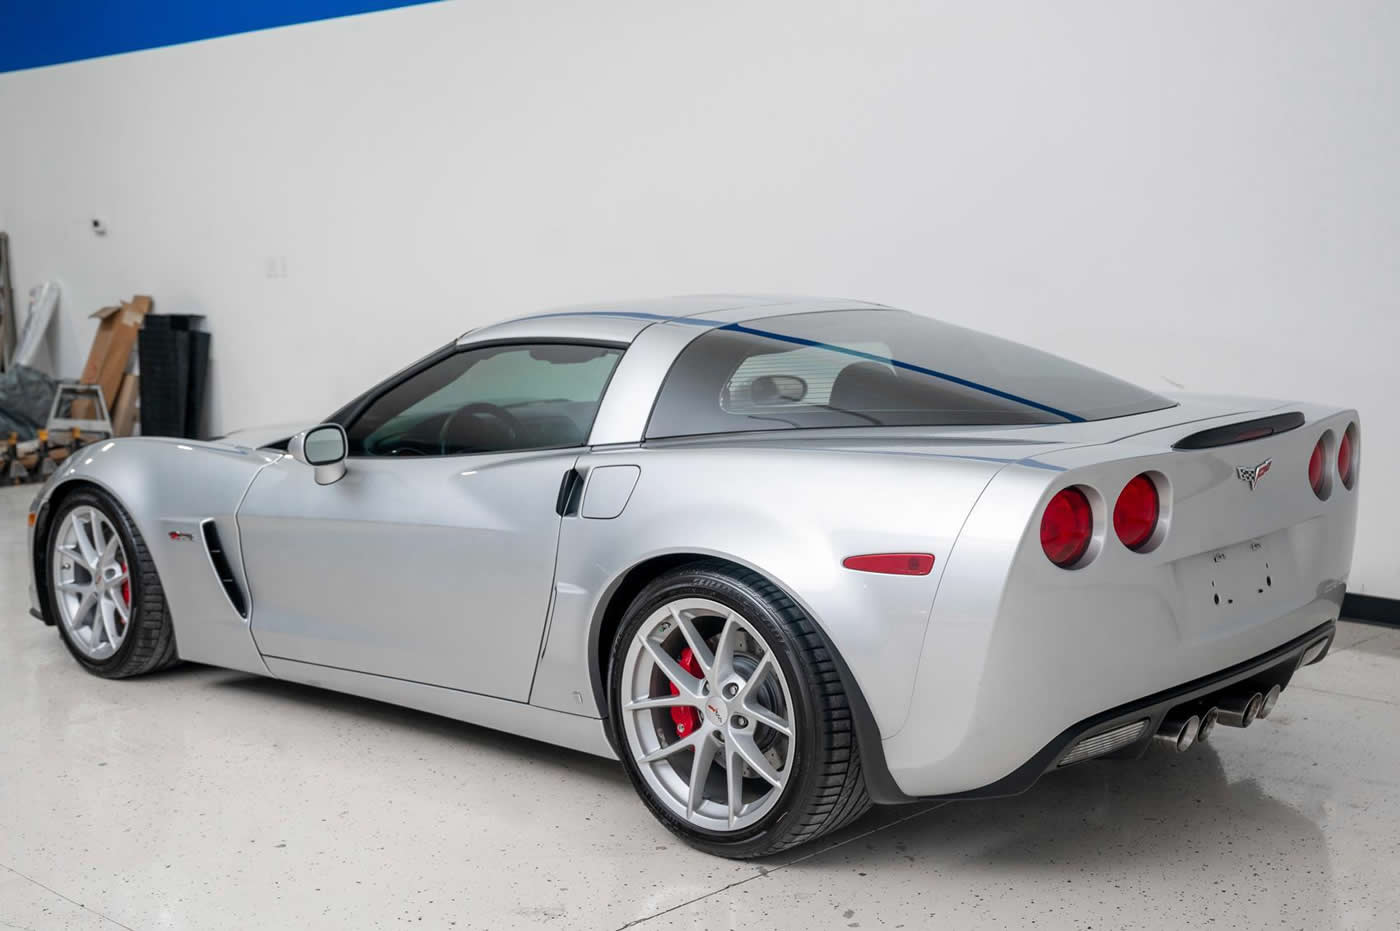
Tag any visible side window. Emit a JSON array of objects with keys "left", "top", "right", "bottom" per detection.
[{"left": 346, "top": 343, "right": 624, "bottom": 457}]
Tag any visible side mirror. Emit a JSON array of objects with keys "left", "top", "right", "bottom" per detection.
[{"left": 289, "top": 423, "right": 348, "bottom": 485}]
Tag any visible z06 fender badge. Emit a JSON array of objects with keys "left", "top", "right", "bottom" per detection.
[
  {"left": 1236, "top": 458, "right": 1272, "bottom": 491},
  {"left": 168, "top": 531, "right": 195, "bottom": 542}
]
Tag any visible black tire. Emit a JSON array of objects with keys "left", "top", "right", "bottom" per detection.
[
  {"left": 46, "top": 488, "right": 179, "bottom": 678},
  {"left": 607, "top": 560, "right": 871, "bottom": 858}
]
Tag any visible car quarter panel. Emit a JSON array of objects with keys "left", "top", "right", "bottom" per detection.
[
  {"left": 30, "top": 438, "right": 276, "bottom": 675},
  {"left": 883, "top": 404, "right": 1358, "bottom": 796},
  {"left": 529, "top": 445, "right": 1005, "bottom": 737}
]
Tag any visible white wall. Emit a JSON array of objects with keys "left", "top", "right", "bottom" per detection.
[{"left": 1, "top": 0, "right": 1396, "bottom": 594}]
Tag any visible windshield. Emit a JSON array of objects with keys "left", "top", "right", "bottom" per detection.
[{"left": 646, "top": 309, "right": 1175, "bottom": 439}]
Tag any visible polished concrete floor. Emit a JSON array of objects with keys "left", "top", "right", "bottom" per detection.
[{"left": 2, "top": 484, "right": 1398, "bottom": 930}]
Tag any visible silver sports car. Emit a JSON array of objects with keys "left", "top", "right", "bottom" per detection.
[{"left": 25, "top": 295, "right": 1358, "bottom": 858}]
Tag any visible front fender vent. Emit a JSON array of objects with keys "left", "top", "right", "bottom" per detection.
[{"left": 200, "top": 518, "right": 248, "bottom": 618}]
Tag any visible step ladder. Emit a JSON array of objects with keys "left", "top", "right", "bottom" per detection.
[{"left": 47, "top": 383, "right": 114, "bottom": 437}]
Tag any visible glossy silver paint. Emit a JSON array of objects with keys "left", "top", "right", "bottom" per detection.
[
  {"left": 26, "top": 295, "right": 1359, "bottom": 799},
  {"left": 31, "top": 438, "right": 276, "bottom": 677},
  {"left": 238, "top": 447, "right": 575, "bottom": 701}
]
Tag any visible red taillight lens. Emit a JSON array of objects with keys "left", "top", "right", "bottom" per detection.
[
  {"left": 842, "top": 553, "right": 935, "bottom": 575},
  {"left": 1309, "top": 437, "right": 1326, "bottom": 498},
  {"left": 1040, "top": 487, "right": 1093, "bottom": 568},
  {"left": 1338, "top": 424, "right": 1357, "bottom": 489},
  {"left": 1113, "top": 474, "right": 1160, "bottom": 551}
]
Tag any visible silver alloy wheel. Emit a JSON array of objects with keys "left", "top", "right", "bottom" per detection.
[
  {"left": 620, "top": 597, "right": 796, "bottom": 832},
  {"left": 51, "top": 506, "right": 132, "bottom": 660}
]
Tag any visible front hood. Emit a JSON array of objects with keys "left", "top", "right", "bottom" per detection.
[{"left": 212, "top": 422, "right": 312, "bottom": 450}]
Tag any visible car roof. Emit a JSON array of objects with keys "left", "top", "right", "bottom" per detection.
[{"left": 456, "top": 294, "right": 892, "bottom": 346}]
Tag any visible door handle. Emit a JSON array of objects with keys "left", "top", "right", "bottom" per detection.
[{"left": 555, "top": 468, "right": 584, "bottom": 516}]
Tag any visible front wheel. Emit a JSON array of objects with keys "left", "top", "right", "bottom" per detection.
[
  {"left": 608, "top": 561, "right": 871, "bottom": 858},
  {"left": 46, "top": 488, "right": 179, "bottom": 678}
]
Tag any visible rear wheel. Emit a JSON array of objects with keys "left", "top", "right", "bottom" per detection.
[
  {"left": 47, "top": 489, "right": 178, "bottom": 678},
  {"left": 608, "top": 561, "right": 871, "bottom": 858}
]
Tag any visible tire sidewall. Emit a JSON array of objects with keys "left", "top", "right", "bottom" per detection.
[
  {"left": 608, "top": 565, "right": 826, "bottom": 857},
  {"left": 46, "top": 489, "right": 146, "bottom": 673}
]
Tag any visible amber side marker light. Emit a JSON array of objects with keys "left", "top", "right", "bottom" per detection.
[
  {"left": 842, "top": 553, "right": 935, "bottom": 576},
  {"left": 27, "top": 512, "right": 37, "bottom": 528}
]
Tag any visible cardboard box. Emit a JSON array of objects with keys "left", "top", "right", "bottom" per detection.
[
  {"left": 112, "top": 373, "right": 140, "bottom": 436},
  {"left": 73, "top": 296, "right": 151, "bottom": 421},
  {"left": 82, "top": 296, "right": 151, "bottom": 403}
]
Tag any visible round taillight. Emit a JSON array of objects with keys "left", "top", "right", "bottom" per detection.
[
  {"left": 1309, "top": 437, "right": 1326, "bottom": 499},
  {"left": 1113, "top": 474, "right": 1160, "bottom": 551},
  {"left": 1041, "top": 487, "right": 1093, "bottom": 568},
  {"left": 1338, "top": 424, "right": 1357, "bottom": 489}
]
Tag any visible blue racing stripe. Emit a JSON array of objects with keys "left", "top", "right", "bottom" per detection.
[
  {"left": 954, "top": 454, "right": 1067, "bottom": 472},
  {"left": 506, "top": 309, "right": 1083, "bottom": 422},
  {"left": 720, "top": 323, "right": 1084, "bottom": 423}
]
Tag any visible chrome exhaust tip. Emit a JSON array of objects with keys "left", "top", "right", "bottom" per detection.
[
  {"left": 1197, "top": 707, "right": 1220, "bottom": 742},
  {"left": 1216, "top": 691, "right": 1264, "bottom": 728},
  {"left": 1153, "top": 713, "right": 1202, "bottom": 752},
  {"left": 1257, "top": 684, "right": 1282, "bottom": 719}
]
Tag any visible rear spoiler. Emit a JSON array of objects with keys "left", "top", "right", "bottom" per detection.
[{"left": 1172, "top": 412, "right": 1305, "bottom": 450}]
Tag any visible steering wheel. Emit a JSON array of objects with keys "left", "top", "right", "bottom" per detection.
[{"left": 437, "top": 402, "right": 524, "bottom": 454}]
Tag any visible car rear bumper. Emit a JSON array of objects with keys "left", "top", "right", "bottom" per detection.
[
  {"left": 873, "top": 581, "right": 1343, "bottom": 800},
  {"left": 908, "top": 617, "right": 1335, "bottom": 801}
]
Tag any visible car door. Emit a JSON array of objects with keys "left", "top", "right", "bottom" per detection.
[{"left": 237, "top": 341, "right": 625, "bottom": 702}]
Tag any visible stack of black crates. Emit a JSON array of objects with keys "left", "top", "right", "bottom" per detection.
[{"left": 138, "top": 314, "right": 209, "bottom": 439}]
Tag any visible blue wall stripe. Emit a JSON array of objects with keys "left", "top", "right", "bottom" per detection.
[{"left": 0, "top": 1, "right": 445, "bottom": 74}]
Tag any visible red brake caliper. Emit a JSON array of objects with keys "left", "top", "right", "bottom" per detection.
[
  {"left": 121, "top": 562, "right": 130, "bottom": 609},
  {"left": 669, "top": 647, "right": 703, "bottom": 737}
]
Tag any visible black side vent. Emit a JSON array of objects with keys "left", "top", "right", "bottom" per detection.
[
  {"left": 555, "top": 467, "right": 584, "bottom": 516},
  {"left": 200, "top": 519, "right": 248, "bottom": 618},
  {"left": 1173, "top": 412, "right": 1306, "bottom": 451}
]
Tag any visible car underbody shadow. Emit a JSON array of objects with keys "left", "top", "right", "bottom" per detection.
[{"left": 777, "top": 742, "right": 1336, "bottom": 922}]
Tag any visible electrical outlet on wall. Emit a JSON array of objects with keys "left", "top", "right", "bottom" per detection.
[{"left": 264, "top": 256, "right": 288, "bottom": 278}]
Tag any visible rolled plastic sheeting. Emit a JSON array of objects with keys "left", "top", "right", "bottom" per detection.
[{"left": 14, "top": 281, "right": 59, "bottom": 369}]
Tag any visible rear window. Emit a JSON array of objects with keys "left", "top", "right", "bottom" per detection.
[{"left": 645, "top": 309, "right": 1174, "bottom": 439}]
